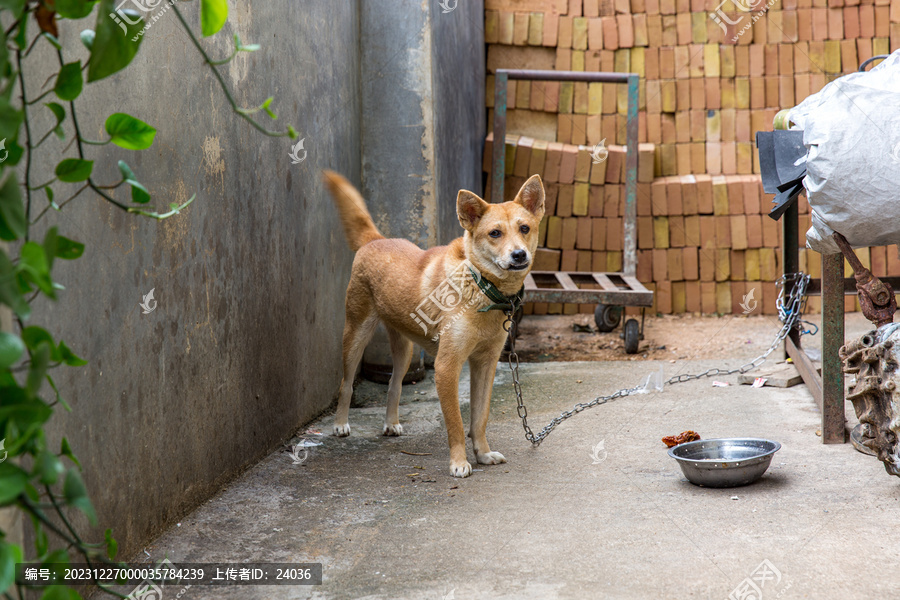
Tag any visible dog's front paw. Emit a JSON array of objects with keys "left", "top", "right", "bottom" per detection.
[
  {"left": 333, "top": 423, "right": 351, "bottom": 437},
  {"left": 476, "top": 451, "right": 507, "bottom": 465},
  {"left": 382, "top": 423, "right": 404, "bottom": 436},
  {"left": 449, "top": 460, "right": 473, "bottom": 478}
]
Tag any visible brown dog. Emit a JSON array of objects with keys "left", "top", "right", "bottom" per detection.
[{"left": 323, "top": 171, "right": 545, "bottom": 477}]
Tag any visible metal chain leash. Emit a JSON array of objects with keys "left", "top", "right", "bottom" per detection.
[{"left": 505, "top": 272, "right": 811, "bottom": 447}]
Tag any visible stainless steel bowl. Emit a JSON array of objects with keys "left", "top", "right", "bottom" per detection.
[{"left": 668, "top": 438, "right": 782, "bottom": 488}]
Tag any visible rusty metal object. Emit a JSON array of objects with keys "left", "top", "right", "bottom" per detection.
[
  {"left": 832, "top": 232, "right": 897, "bottom": 327},
  {"left": 840, "top": 325, "right": 900, "bottom": 476},
  {"left": 821, "top": 253, "right": 847, "bottom": 443}
]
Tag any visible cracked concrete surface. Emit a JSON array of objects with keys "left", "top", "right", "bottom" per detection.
[{"left": 133, "top": 325, "right": 899, "bottom": 600}]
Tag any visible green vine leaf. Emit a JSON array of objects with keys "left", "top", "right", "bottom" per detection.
[
  {"left": 45, "top": 186, "right": 59, "bottom": 211},
  {"left": 0, "top": 248, "right": 29, "bottom": 318},
  {"left": 0, "top": 331, "right": 24, "bottom": 369},
  {"left": 35, "top": 526, "right": 49, "bottom": 557},
  {"left": 0, "top": 392, "right": 53, "bottom": 455},
  {"left": 0, "top": 462, "right": 29, "bottom": 505},
  {"left": 0, "top": 0, "right": 27, "bottom": 19},
  {"left": 201, "top": 0, "right": 228, "bottom": 37},
  {"left": 42, "top": 32, "right": 62, "bottom": 50},
  {"left": 54, "top": 158, "right": 93, "bottom": 182},
  {"left": 88, "top": 0, "right": 144, "bottom": 82},
  {"left": 105, "top": 113, "right": 156, "bottom": 150},
  {"left": 127, "top": 179, "right": 150, "bottom": 203},
  {"left": 46, "top": 374, "right": 71, "bottom": 411},
  {"left": 104, "top": 528, "right": 118, "bottom": 560},
  {"left": 25, "top": 483, "right": 39, "bottom": 503},
  {"left": 40, "top": 549, "right": 69, "bottom": 569},
  {"left": 0, "top": 137, "right": 25, "bottom": 167},
  {"left": 26, "top": 341, "right": 51, "bottom": 396},
  {"left": 12, "top": 6, "right": 28, "bottom": 48},
  {"left": 43, "top": 226, "right": 59, "bottom": 269},
  {"left": 21, "top": 328, "right": 85, "bottom": 366},
  {"left": 44, "top": 227, "right": 85, "bottom": 261},
  {"left": 54, "top": 61, "right": 83, "bottom": 101},
  {"left": 0, "top": 90, "right": 24, "bottom": 163},
  {"left": 56, "top": 0, "right": 98, "bottom": 20},
  {"left": 60, "top": 437, "right": 80, "bottom": 468},
  {"left": 117, "top": 160, "right": 135, "bottom": 180},
  {"left": 58, "top": 340, "right": 87, "bottom": 366},
  {"left": 0, "top": 540, "right": 24, "bottom": 592},
  {"left": 0, "top": 172, "right": 27, "bottom": 241},
  {"left": 35, "top": 450, "right": 65, "bottom": 485},
  {"left": 55, "top": 235, "right": 85, "bottom": 260},
  {"left": 260, "top": 97, "right": 276, "bottom": 119},
  {"left": 118, "top": 160, "right": 150, "bottom": 202},
  {"left": 63, "top": 469, "right": 97, "bottom": 525},
  {"left": 18, "top": 244, "right": 56, "bottom": 299},
  {"left": 45, "top": 102, "right": 67, "bottom": 139}
]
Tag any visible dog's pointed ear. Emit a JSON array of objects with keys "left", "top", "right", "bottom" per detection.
[
  {"left": 457, "top": 190, "right": 489, "bottom": 231},
  {"left": 514, "top": 174, "right": 545, "bottom": 219}
]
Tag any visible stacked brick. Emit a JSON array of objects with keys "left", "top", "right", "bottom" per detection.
[{"left": 483, "top": 0, "right": 900, "bottom": 315}]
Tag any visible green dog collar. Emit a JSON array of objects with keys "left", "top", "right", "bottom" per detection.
[{"left": 468, "top": 266, "right": 524, "bottom": 314}]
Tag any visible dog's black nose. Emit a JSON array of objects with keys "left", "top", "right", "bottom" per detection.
[{"left": 511, "top": 249, "right": 527, "bottom": 263}]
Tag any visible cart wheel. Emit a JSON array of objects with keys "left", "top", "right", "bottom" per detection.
[
  {"left": 594, "top": 304, "right": 623, "bottom": 332},
  {"left": 623, "top": 318, "right": 640, "bottom": 354}
]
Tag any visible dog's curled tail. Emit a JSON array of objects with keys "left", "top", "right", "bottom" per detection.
[{"left": 323, "top": 170, "right": 385, "bottom": 252}]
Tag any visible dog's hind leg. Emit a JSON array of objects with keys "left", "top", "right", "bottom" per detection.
[
  {"left": 383, "top": 326, "right": 413, "bottom": 436},
  {"left": 469, "top": 346, "right": 507, "bottom": 465},
  {"left": 333, "top": 292, "right": 378, "bottom": 437}
]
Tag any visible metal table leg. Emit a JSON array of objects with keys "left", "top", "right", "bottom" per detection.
[
  {"left": 780, "top": 202, "right": 845, "bottom": 443},
  {"left": 821, "top": 252, "right": 846, "bottom": 443}
]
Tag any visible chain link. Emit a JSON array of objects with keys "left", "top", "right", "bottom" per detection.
[{"left": 507, "top": 272, "right": 811, "bottom": 446}]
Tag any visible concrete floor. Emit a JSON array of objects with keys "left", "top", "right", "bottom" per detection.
[{"left": 137, "top": 315, "right": 899, "bottom": 600}]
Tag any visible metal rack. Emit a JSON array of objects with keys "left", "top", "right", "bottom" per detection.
[{"left": 781, "top": 206, "right": 900, "bottom": 444}]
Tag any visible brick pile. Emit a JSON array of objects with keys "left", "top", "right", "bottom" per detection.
[{"left": 482, "top": 0, "right": 900, "bottom": 315}]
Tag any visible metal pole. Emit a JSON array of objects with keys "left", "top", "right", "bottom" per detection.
[
  {"left": 491, "top": 71, "right": 508, "bottom": 203},
  {"left": 782, "top": 201, "right": 800, "bottom": 350},
  {"left": 623, "top": 74, "right": 639, "bottom": 277}
]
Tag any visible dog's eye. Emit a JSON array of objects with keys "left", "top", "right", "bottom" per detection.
[
  {"left": 489, "top": 229, "right": 502, "bottom": 238},
  {"left": 519, "top": 225, "right": 530, "bottom": 234}
]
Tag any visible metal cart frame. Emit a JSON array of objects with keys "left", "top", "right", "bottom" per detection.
[{"left": 490, "top": 69, "right": 652, "bottom": 353}]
